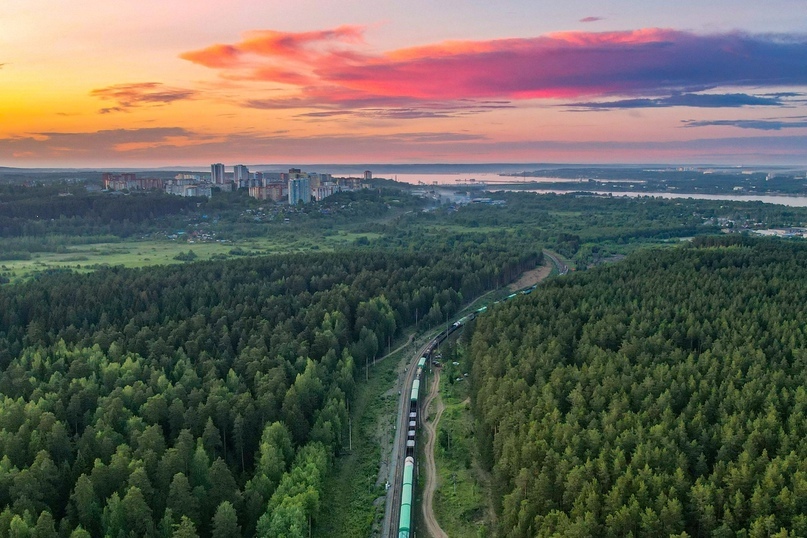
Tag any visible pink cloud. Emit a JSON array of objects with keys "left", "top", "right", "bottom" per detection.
[{"left": 180, "top": 27, "right": 807, "bottom": 110}]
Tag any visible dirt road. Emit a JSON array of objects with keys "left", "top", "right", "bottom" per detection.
[{"left": 421, "top": 369, "right": 449, "bottom": 538}]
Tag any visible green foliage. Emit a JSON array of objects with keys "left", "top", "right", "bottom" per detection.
[
  {"left": 68, "top": 527, "right": 91, "bottom": 538},
  {"left": 0, "top": 185, "right": 202, "bottom": 238},
  {"left": 121, "top": 485, "right": 156, "bottom": 536},
  {"left": 432, "top": 344, "right": 487, "bottom": 537},
  {"left": 470, "top": 237, "right": 807, "bottom": 536},
  {"left": 172, "top": 516, "right": 199, "bottom": 538},
  {"left": 257, "top": 443, "right": 329, "bottom": 538},
  {"left": 33, "top": 511, "right": 57, "bottom": 538},
  {"left": 166, "top": 474, "right": 199, "bottom": 528},
  {"left": 211, "top": 501, "right": 240, "bottom": 538},
  {"left": 173, "top": 250, "right": 198, "bottom": 262},
  {"left": 0, "top": 245, "right": 533, "bottom": 535},
  {"left": 314, "top": 344, "right": 399, "bottom": 538}
]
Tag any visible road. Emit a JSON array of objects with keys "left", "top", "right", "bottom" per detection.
[
  {"left": 420, "top": 369, "right": 448, "bottom": 538},
  {"left": 378, "top": 333, "right": 415, "bottom": 363}
]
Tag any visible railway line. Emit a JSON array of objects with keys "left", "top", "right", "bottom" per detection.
[
  {"left": 383, "top": 253, "right": 567, "bottom": 537},
  {"left": 384, "top": 341, "right": 432, "bottom": 538},
  {"left": 383, "top": 304, "right": 516, "bottom": 537}
]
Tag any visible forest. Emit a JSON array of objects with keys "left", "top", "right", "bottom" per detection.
[
  {"left": 6, "top": 180, "right": 807, "bottom": 536},
  {"left": 469, "top": 236, "right": 807, "bottom": 537},
  {"left": 0, "top": 185, "right": 205, "bottom": 239},
  {"left": 5, "top": 180, "right": 807, "bottom": 279},
  {"left": 0, "top": 245, "right": 538, "bottom": 537},
  {"left": 381, "top": 190, "right": 807, "bottom": 267}
]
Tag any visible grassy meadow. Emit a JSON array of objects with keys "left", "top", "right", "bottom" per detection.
[{"left": 0, "top": 231, "right": 381, "bottom": 283}]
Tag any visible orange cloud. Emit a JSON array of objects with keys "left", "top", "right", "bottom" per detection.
[
  {"left": 180, "top": 44, "right": 240, "bottom": 68},
  {"left": 249, "top": 67, "right": 315, "bottom": 86},
  {"left": 91, "top": 82, "right": 196, "bottom": 112},
  {"left": 543, "top": 27, "right": 672, "bottom": 46},
  {"left": 239, "top": 26, "right": 364, "bottom": 58},
  {"left": 180, "top": 25, "right": 365, "bottom": 69}
]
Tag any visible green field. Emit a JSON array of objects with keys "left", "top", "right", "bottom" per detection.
[{"left": 0, "top": 231, "right": 382, "bottom": 283}]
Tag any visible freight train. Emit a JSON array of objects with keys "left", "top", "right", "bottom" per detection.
[{"left": 395, "top": 283, "right": 539, "bottom": 538}]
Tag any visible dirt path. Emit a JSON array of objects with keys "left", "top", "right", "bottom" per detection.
[
  {"left": 377, "top": 333, "right": 415, "bottom": 364},
  {"left": 421, "top": 369, "right": 448, "bottom": 538},
  {"left": 416, "top": 257, "right": 561, "bottom": 536}
]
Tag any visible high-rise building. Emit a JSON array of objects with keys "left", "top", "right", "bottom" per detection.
[
  {"left": 364, "top": 170, "right": 372, "bottom": 181},
  {"left": 234, "top": 164, "right": 249, "bottom": 187},
  {"left": 262, "top": 172, "right": 287, "bottom": 186},
  {"left": 211, "top": 163, "right": 225, "bottom": 184},
  {"left": 102, "top": 172, "right": 163, "bottom": 191},
  {"left": 288, "top": 177, "right": 311, "bottom": 205}
]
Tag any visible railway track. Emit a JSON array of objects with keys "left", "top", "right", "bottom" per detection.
[
  {"left": 383, "top": 256, "right": 567, "bottom": 537},
  {"left": 384, "top": 338, "right": 434, "bottom": 538}
]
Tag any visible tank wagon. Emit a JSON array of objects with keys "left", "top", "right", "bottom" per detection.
[
  {"left": 395, "top": 285, "right": 537, "bottom": 536},
  {"left": 397, "top": 457, "right": 415, "bottom": 538}
]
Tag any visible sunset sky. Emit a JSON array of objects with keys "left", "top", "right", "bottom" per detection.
[{"left": 2, "top": 0, "right": 807, "bottom": 167}]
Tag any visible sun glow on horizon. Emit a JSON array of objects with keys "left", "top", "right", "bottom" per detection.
[{"left": 2, "top": 1, "right": 807, "bottom": 166}]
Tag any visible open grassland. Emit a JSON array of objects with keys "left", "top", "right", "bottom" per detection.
[{"left": 0, "top": 231, "right": 381, "bottom": 283}]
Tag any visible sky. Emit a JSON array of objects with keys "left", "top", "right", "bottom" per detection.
[{"left": 2, "top": 0, "right": 807, "bottom": 167}]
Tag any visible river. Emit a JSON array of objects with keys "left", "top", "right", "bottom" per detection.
[
  {"left": 491, "top": 189, "right": 807, "bottom": 208},
  {"left": 379, "top": 173, "right": 807, "bottom": 208}
]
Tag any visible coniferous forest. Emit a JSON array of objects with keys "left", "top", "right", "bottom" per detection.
[
  {"left": 0, "top": 247, "right": 537, "bottom": 537},
  {"left": 7, "top": 184, "right": 807, "bottom": 537},
  {"left": 470, "top": 237, "right": 807, "bottom": 537}
]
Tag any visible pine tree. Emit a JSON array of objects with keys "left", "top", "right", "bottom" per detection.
[
  {"left": 171, "top": 516, "right": 198, "bottom": 538},
  {"left": 211, "top": 501, "right": 240, "bottom": 538}
]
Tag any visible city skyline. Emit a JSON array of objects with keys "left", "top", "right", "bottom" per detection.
[{"left": 3, "top": 0, "right": 807, "bottom": 167}]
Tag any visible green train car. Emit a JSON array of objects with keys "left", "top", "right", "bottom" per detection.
[
  {"left": 398, "top": 456, "right": 415, "bottom": 538},
  {"left": 410, "top": 379, "right": 420, "bottom": 403}
]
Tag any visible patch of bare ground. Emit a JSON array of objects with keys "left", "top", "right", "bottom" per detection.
[{"left": 509, "top": 259, "right": 552, "bottom": 291}]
